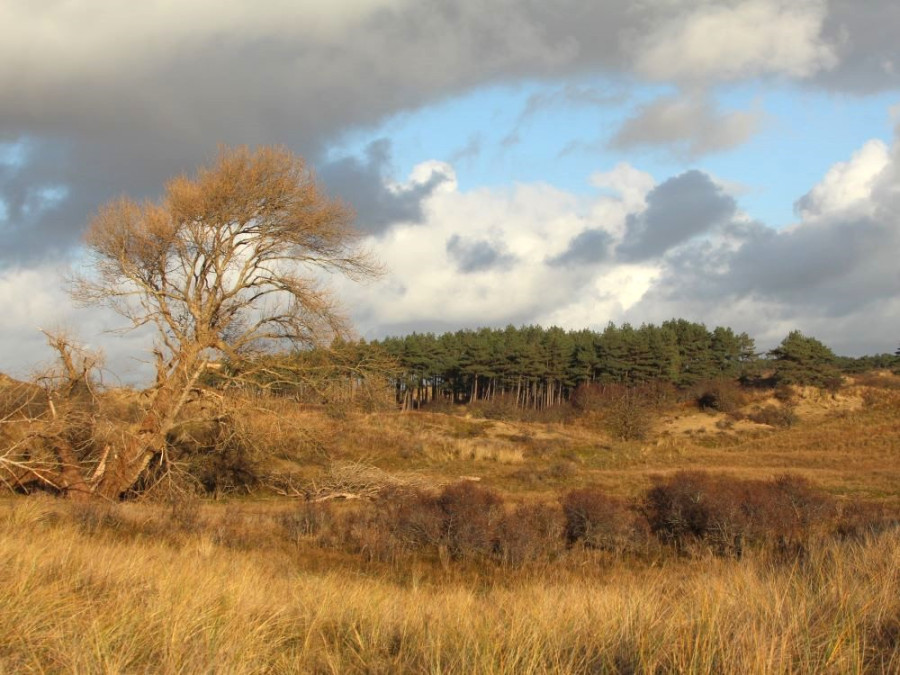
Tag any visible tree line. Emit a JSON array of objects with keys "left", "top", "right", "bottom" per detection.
[
  {"left": 241, "top": 324, "right": 897, "bottom": 411},
  {"left": 374, "top": 321, "right": 755, "bottom": 410},
  {"left": 265, "top": 321, "right": 743, "bottom": 409}
]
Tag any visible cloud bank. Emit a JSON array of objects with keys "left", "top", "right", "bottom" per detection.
[{"left": 3, "top": 0, "right": 900, "bottom": 376}]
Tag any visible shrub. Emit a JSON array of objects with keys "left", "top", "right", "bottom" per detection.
[
  {"left": 561, "top": 488, "right": 637, "bottom": 552},
  {"left": 835, "top": 499, "right": 900, "bottom": 540},
  {"left": 378, "top": 482, "right": 506, "bottom": 561},
  {"left": 389, "top": 489, "right": 447, "bottom": 551},
  {"left": 767, "top": 474, "right": 837, "bottom": 552},
  {"left": 748, "top": 404, "right": 798, "bottom": 428},
  {"left": 773, "top": 384, "right": 795, "bottom": 403},
  {"left": 694, "top": 379, "right": 747, "bottom": 414},
  {"left": 641, "top": 472, "right": 836, "bottom": 558},
  {"left": 280, "top": 501, "right": 334, "bottom": 544},
  {"left": 494, "top": 502, "right": 564, "bottom": 566},
  {"left": 573, "top": 382, "right": 668, "bottom": 441},
  {"left": 605, "top": 393, "right": 652, "bottom": 441},
  {"left": 436, "top": 482, "right": 505, "bottom": 558}
]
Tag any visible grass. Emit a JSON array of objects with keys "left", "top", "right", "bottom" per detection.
[
  {"left": 0, "top": 498, "right": 897, "bottom": 672},
  {"left": 2, "top": 379, "right": 899, "bottom": 671},
  {"left": 310, "top": 385, "right": 900, "bottom": 505}
]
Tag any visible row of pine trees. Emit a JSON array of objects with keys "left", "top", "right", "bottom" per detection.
[
  {"left": 222, "top": 322, "right": 896, "bottom": 409},
  {"left": 374, "top": 320, "right": 757, "bottom": 410}
]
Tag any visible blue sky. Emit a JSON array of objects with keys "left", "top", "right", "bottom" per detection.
[
  {"left": 2, "top": 0, "right": 900, "bottom": 380},
  {"left": 333, "top": 80, "right": 898, "bottom": 229}
]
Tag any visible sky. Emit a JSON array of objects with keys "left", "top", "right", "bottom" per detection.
[{"left": 2, "top": 0, "right": 900, "bottom": 383}]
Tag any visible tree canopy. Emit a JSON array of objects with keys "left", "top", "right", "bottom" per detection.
[{"left": 767, "top": 330, "right": 841, "bottom": 388}]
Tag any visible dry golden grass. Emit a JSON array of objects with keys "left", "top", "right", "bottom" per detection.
[
  {"left": 2, "top": 382, "right": 898, "bottom": 672},
  {"left": 304, "top": 385, "right": 900, "bottom": 503},
  {"left": 0, "top": 497, "right": 897, "bottom": 673}
]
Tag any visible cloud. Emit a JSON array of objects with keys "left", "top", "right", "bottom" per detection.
[
  {"left": 502, "top": 83, "right": 627, "bottom": 148},
  {"left": 0, "top": 0, "right": 893, "bottom": 267},
  {"left": 0, "top": 0, "right": 628, "bottom": 263},
  {"left": 633, "top": 0, "right": 837, "bottom": 82},
  {"left": 618, "top": 170, "right": 737, "bottom": 261},
  {"left": 449, "top": 135, "right": 483, "bottom": 164},
  {"left": 319, "top": 139, "right": 448, "bottom": 235},
  {"left": 344, "top": 131, "right": 900, "bottom": 355},
  {"left": 548, "top": 229, "right": 613, "bottom": 266},
  {"left": 446, "top": 234, "right": 515, "bottom": 273},
  {"left": 610, "top": 92, "right": 764, "bottom": 157},
  {"left": 0, "top": 263, "right": 156, "bottom": 382},
  {"left": 794, "top": 139, "right": 890, "bottom": 220},
  {"left": 333, "top": 171, "right": 631, "bottom": 332},
  {"left": 625, "top": 131, "right": 900, "bottom": 353},
  {"left": 589, "top": 163, "right": 656, "bottom": 213},
  {"left": 814, "top": 0, "right": 900, "bottom": 93}
]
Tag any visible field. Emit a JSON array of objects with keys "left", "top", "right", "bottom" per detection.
[{"left": 1, "top": 376, "right": 899, "bottom": 672}]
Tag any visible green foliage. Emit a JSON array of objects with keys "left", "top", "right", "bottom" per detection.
[
  {"left": 837, "top": 352, "right": 900, "bottom": 373},
  {"left": 768, "top": 331, "right": 842, "bottom": 389},
  {"left": 376, "top": 321, "right": 758, "bottom": 411}
]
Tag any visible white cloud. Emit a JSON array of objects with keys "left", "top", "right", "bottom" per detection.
[
  {"left": 634, "top": 0, "right": 837, "bottom": 82},
  {"left": 0, "top": 263, "right": 155, "bottom": 383},
  {"left": 337, "top": 164, "right": 643, "bottom": 333},
  {"left": 589, "top": 163, "right": 655, "bottom": 214},
  {"left": 340, "top": 129, "right": 900, "bottom": 356},
  {"left": 795, "top": 139, "right": 891, "bottom": 221},
  {"left": 629, "top": 131, "right": 900, "bottom": 355}
]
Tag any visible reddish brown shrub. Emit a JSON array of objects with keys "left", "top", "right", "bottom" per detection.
[
  {"left": 436, "top": 482, "right": 505, "bottom": 558},
  {"left": 835, "top": 500, "right": 900, "bottom": 540},
  {"left": 364, "top": 482, "right": 506, "bottom": 561},
  {"left": 389, "top": 488, "right": 448, "bottom": 551},
  {"left": 494, "top": 502, "right": 564, "bottom": 566},
  {"left": 641, "top": 472, "right": 836, "bottom": 557},
  {"left": 693, "top": 379, "right": 747, "bottom": 414},
  {"left": 280, "top": 501, "right": 335, "bottom": 544},
  {"left": 561, "top": 488, "right": 641, "bottom": 552}
]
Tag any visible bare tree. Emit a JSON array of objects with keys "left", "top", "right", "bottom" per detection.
[{"left": 72, "top": 145, "right": 380, "bottom": 498}]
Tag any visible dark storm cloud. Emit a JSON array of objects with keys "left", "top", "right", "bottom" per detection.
[
  {"left": 637, "top": 207, "right": 900, "bottom": 321},
  {"left": 726, "top": 217, "right": 899, "bottom": 313},
  {"left": 446, "top": 234, "right": 515, "bottom": 273},
  {"left": 547, "top": 228, "right": 612, "bottom": 267},
  {"left": 1, "top": 0, "right": 897, "bottom": 265},
  {"left": 814, "top": 0, "right": 900, "bottom": 93},
  {"left": 319, "top": 140, "right": 447, "bottom": 235},
  {"left": 0, "top": 0, "right": 636, "bottom": 261},
  {"left": 618, "top": 170, "right": 736, "bottom": 261}
]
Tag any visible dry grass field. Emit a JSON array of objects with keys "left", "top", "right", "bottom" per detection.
[{"left": 1, "top": 375, "right": 899, "bottom": 672}]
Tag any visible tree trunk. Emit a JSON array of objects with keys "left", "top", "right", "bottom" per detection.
[{"left": 92, "top": 358, "right": 205, "bottom": 499}]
